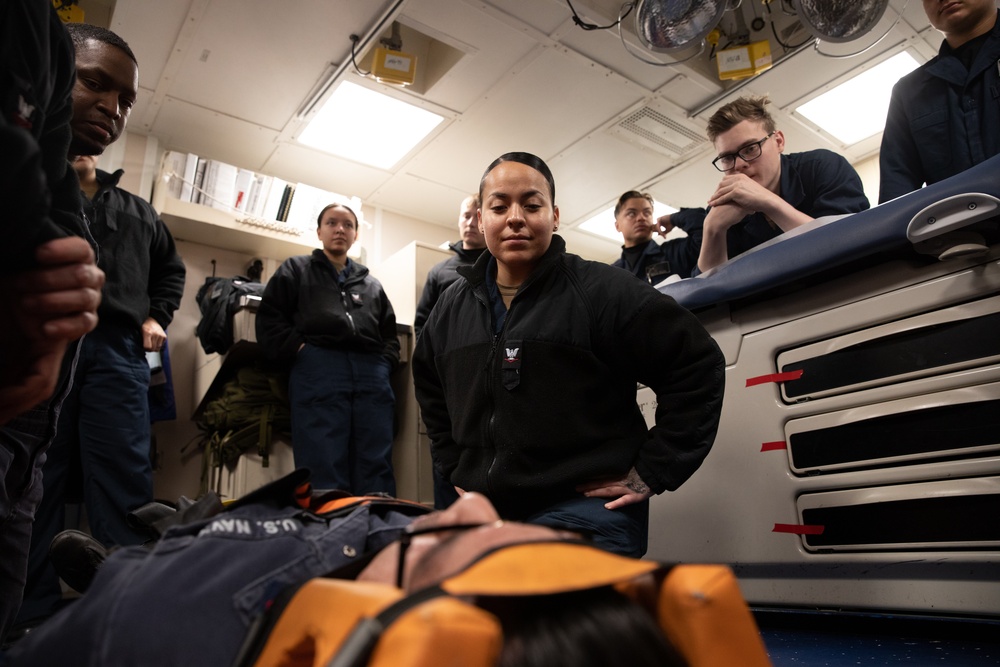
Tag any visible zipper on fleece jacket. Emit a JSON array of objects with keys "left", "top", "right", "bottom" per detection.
[
  {"left": 472, "top": 283, "right": 511, "bottom": 500},
  {"left": 337, "top": 286, "right": 357, "bottom": 337}
]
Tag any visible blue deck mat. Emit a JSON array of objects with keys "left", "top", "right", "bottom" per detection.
[{"left": 755, "top": 609, "right": 1000, "bottom": 666}]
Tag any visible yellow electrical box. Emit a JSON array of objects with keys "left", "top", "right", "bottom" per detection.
[
  {"left": 52, "top": 0, "right": 85, "bottom": 23},
  {"left": 716, "top": 40, "right": 772, "bottom": 81},
  {"left": 372, "top": 47, "right": 417, "bottom": 86}
]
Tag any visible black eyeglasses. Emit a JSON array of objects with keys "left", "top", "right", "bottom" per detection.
[
  {"left": 712, "top": 132, "right": 774, "bottom": 172},
  {"left": 395, "top": 521, "right": 498, "bottom": 588}
]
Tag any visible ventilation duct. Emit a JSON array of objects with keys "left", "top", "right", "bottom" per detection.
[{"left": 607, "top": 99, "right": 708, "bottom": 159}]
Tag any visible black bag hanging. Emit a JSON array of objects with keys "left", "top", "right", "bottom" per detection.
[{"left": 194, "top": 275, "right": 264, "bottom": 354}]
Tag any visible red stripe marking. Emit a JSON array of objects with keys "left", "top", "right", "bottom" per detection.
[
  {"left": 746, "top": 369, "right": 804, "bottom": 387},
  {"left": 772, "top": 523, "right": 825, "bottom": 535}
]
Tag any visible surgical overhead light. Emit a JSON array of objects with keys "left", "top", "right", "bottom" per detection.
[
  {"left": 634, "top": 0, "right": 728, "bottom": 54},
  {"left": 794, "top": 0, "right": 890, "bottom": 42},
  {"left": 794, "top": 0, "right": 906, "bottom": 59}
]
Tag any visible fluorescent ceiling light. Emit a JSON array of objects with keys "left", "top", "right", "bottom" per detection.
[
  {"left": 298, "top": 81, "right": 443, "bottom": 169},
  {"left": 577, "top": 201, "right": 679, "bottom": 242},
  {"left": 795, "top": 51, "right": 919, "bottom": 145}
]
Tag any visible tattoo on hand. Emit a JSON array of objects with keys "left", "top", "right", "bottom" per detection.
[{"left": 624, "top": 468, "right": 650, "bottom": 495}]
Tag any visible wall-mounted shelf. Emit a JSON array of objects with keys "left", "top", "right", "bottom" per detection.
[{"left": 155, "top": 194, "right": 320, "bottom": 261}]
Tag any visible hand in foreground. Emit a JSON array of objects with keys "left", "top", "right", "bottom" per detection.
[
  {"left": 17, "top": 237, "right": 104, "bottom": 341},
  {"left": 576, "top": 467, "right": 652, "bottom": 510},
  {"left": 0, "top": 237, "right": 104, "bottom": 424}
]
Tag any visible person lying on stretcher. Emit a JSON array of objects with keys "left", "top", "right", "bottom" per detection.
[{"left": 6, "top": 480, "right": 770, "bottom": 667}]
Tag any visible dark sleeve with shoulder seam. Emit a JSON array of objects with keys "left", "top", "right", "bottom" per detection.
[
  {"left": 620, "top": 291, "right": 725, "bottom": 494},
  {"left": 878, "top": 76, "right": 925, "bottom": 204},
  {"left": 1, "top": 0, "right": 85, "bottom": 274},
  {"left": 255, "top": 258, "right": 306, "bottom": 364},
  {"left": 412, "top": 298, "right": 460, "bottom": 480},
  {"left": 375, "top": 280, "right": 400, "bottom": 371},
  {"left": 144, "top": 201, "right": 186, "bottom": 328},
  {"left": 800, "top": 151, "right": 870, "bottom": 219}
]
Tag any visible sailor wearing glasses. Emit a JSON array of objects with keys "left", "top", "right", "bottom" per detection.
[{"left": 696, "top": 95, "right": 870, "bottom": 273}]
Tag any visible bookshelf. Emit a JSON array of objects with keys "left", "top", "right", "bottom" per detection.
[
  {"left": 151, "top": 150, "right": 364, "bottom": 261},
  {"left": 153, "top": 192, "right": 321, "bottom": 261}
]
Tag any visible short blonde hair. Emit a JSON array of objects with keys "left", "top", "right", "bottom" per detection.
[{"left": 706, "top": 95, "right": 776, "bottom": 142}]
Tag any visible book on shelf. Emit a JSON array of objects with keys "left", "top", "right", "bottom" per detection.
[
  {"left": 192, "top": 158, "right": 208, "bottom": 204},
  {"left": 203, "top": 160, "right": 240, "bottom": 212},
  {"left": 261, "top": 178, "right": 289, "bottom": 222},
  {"left": 156, "top": 153, "right": 363, "bottom": 240},
  {"left": 277, "top": 183, "right": 295, "bottom": 222},
  {"left": 233, "top": 168, "right": 255, "bottom": 213},
  {"left": 160, "top": 151, "right": 188, "bottom": 200},
  {"left": 286, "top": 183, "right": 345, "bottom": 235},
  {"left": 180, "top": 153, "right": 199, "bottom": 202},
  {"left": 244, "top": 173, "right": 269, "bottom": 218}
]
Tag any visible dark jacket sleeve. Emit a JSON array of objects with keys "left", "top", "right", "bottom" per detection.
[
  {"left": 669, "top": 207, "right": 706, "bottom": 237},
  {"left": 806, "top": 153, "right": 870, "bottom": 219},
  {"left": 1, "top": 1, "right": 84, "bottom": 274},
  {"left": 413, "top": 273, "right": 439, "bottom": 338},
  {"left": 376, "top": 284, "right": 401, "bottom": 371},
  {"left": 146, "top": 209, "right": 186, "bottom": 328},
  {"left": 661, "top": 207, "right": 706, "bottom": 279},
  {"left": 255, "top": 259, "right": 305, "bottom": 363},
  {"left": 622, "top": 292, "right": 725, "bottom": 494},
  {"left": 1, "top": 128, "right": 59, "bottom": 274},
  {"left": 412, "top": 302, "right": 460, "bottom": 480},
  {"left": 878, "top": 77, "right": 924, "bottom": 204}
]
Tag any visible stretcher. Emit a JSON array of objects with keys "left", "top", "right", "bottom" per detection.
[{"left": 646, "top": 154, "right": 1000, "bottom": 618}]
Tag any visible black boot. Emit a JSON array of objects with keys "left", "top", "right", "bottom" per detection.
[{"left": 48, "top": 530, "right": 109, "bottom": 594}]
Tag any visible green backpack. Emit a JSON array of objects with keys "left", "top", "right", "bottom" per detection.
[{"left": 198, "top": 366, "right": 292, "bottom": 487}]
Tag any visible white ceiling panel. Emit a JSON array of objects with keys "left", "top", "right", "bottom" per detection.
[
  {"left": 93, "top": 0, "right": 945, "bottom": 258},
  {"left": 159, "top": 1, "right": 388, "bottom": 130},
  {"left": 655, "top": 73, "right": 724, "bottom": 116},
  {"left": 366, "top": 171, "right": 479, "bottom": 231},
  {"left": 109, "top": 0, "right": 190, "bottom": 86},
  {"left": 397, "top": 0, "right": 542, "bottom": 110},
  {"left": 260, "top": 142, "right": 393, "bottom": 203},
  {"left": 407, "top": 45, "right": 647, "bottom": 187},
  {"left": 555, "top": 8, "right": 693, "bottom": 94},
  {"left": 149, "top": 96, "right": 281, "bottom": 169},
  {"left": 474, "top": 0, "right": 574, "bottom": 35},
  {"left": 550, "top": 131, "right": 679, "bottom": 226}
]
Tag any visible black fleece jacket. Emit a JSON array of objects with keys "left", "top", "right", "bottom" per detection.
[
  {"left": 1, "top": 0, "right": 88, "bottom": 274},
  {"left": 413, "top": 241, "right": 487, "bottom": 336},
  {"left": 413, "top": 235, "right": 725, "bottom": 520},
  {"left": 87, "top": 169, "right": 186, "bottom": 329},
  {"left": 256, "top": 251, "right": 400, "bottom": 369}
]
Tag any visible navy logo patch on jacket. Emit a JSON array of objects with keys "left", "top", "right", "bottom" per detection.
[{"left": 501, "top": 339, "right": 521, "bottom": 390}]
